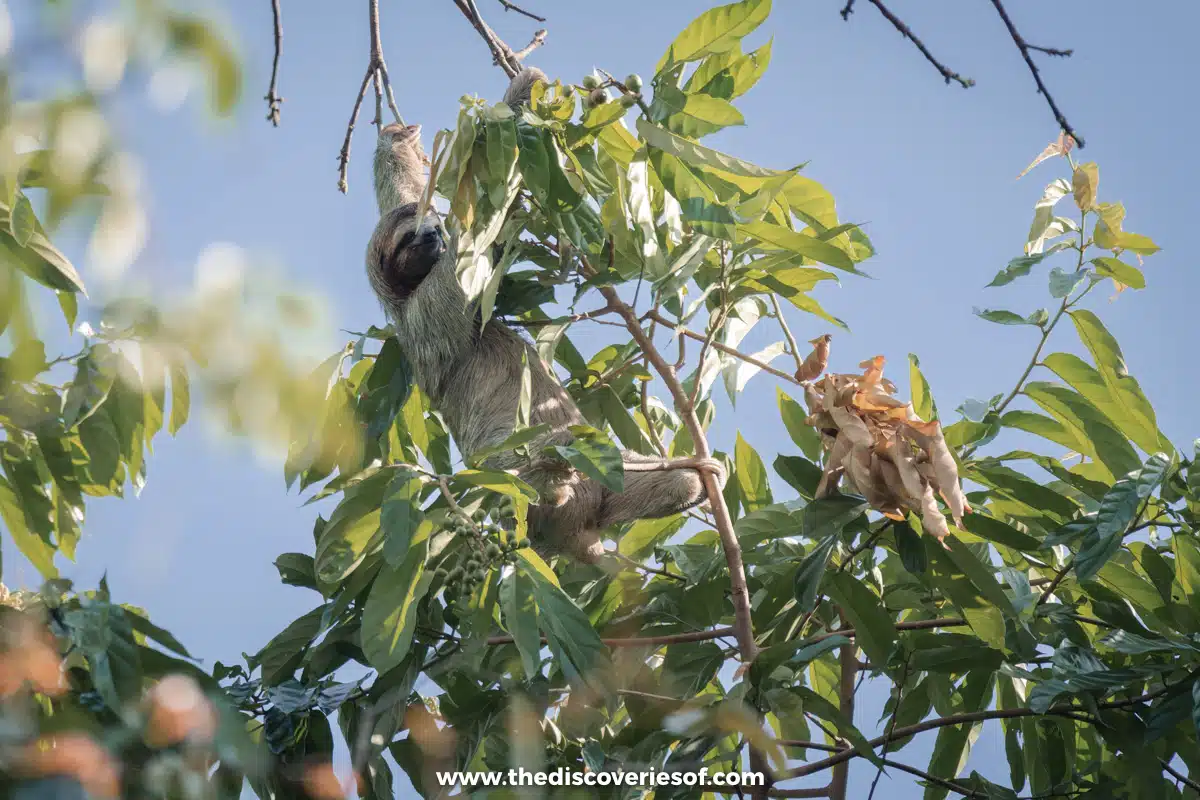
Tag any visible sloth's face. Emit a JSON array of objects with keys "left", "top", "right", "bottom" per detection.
[{"left": 379, "top": 202, "right": 445, "bottom": 300}]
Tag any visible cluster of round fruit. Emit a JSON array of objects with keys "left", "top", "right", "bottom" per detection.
[
  {"left": 436, "top": 504, "right": 530, "bottom": 602},
  {"left": 564, "top": 71, "right": 643, "bottom": 110}
]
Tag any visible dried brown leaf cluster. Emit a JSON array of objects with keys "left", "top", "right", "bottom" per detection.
[{"left": 801, "top": 352, "right": 970, "bottom": 541}]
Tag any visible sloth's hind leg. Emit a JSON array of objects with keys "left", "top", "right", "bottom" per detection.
[{"left": 595, "top": 452, "right": 725, "bottom": 529}]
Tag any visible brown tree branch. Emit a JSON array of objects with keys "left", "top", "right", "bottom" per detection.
[
  {"left": 1161, "top": 760, "right": 1200, "bottom": 793},
  {"left": 336, "top": 66, "right": 374, "bottom": 194},
  {"left": 336, "top": 0, "right": 405, "bottom": 193},
  {"left": 496, "top": 0, "right": 545, "bottom": 22},
  {"left": 1036, "top": 558, "right": 1073, "bottom": 606},
  {"left": 367, "top": 0, "right": 404, "bottom": 129},
  {"left": 645, "top": 309, "right": 800, "bottom": 386},
  {"left": 486, "top": 626, "right": 736, "bottom": 648},
  {"left": 853, "top": 0, "right": 975, "bottom": 88},
  {"left": 986, "top": 0, "right": 1084, "bottom": 147},
  {"left": 597, "top": 279, "right": 758, "bottom": 661},
  {"left": 264, "top": 0, "right": 283, "bottom": 126},
  {"left": 514, "top": 28, "right": 548, "bottom": 62},
  {"left": 780, "top": 681, "right": 1189, "bottom": 782},
  {"left": 829, "top": 614, "right": 857, "bottom": 800},
  {"left": 451, "top": 0, "right": 521, "bottom": 77}
]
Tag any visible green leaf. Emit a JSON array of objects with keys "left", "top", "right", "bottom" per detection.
[
  {"left": 314, "top": 479, "right": 387, "bottom": 586},
  {"left": 653, "top": 85, "right": 746, "bottom": 138},
  {"left": 361, "top": 560, "right": 432, "bottom": 676},
  {"left": 9, "top": 191, "right": 35, "bottom": 246},
  {"left": 735, "top": 432, "right": 771, "bottom": 512},
  {"left": 657, "top": 0, "right": 772, "bottom": 71},
  {"left": 1022, "top": 381, "right": 1141, "bottom": 481},
  {"left": 825, "top": 572, "right": 894, "bottom": 665},
  {"left": 1075, "top": 452, "right": 1171, "bottom": 582},
  {"left": 894, "top": 519, "right": 928, "bottom": 574},
  {"left": 959, "top": 513, "right": 1040, "bottom": 552},
  {"left": 522, "top": 561, "right": 606, "bottom": 685},
  {"left": 0, "top": 207, "right": 86, "bottom": 293},
  {"left": 794, "top": 686, "right": 882, "bottom": 767},
  {"left": 986, "top": 251, "right": 1056, "bottom": 287},
  {"left": 126, "top": 610, "right": 193, "bottom": 660},
  {"left": 454, "top": 469, "right": 539, "bottom": 501},
  {"left": 794, "top": 533, "right": 836, "bottom": 613},
  {"left": 689, "top": 39, "right": 774, "bottom": 100},
  {"left": 777, "top": 388, "right": 822, "bottom": 460},
  {"left": 939, "top": 536, "right": 1015, "bottom": 616},
  {"left": 485, "top": 116, "right": 519, "bottom": 208},
  {"left": 380, "top": 471, "right": 426, "bottom": 565},
  {"left": 925, "top": 672, "right": 995, "bottom": 800},
  {"left": 1071, "top": 162, "right": 1099, "bottom": 211},
  {"left": 1069, "top": 310, "right": 1168, "bottom": 453},
  {"left": 908, "top": 353, "right": 937, "bottom": 422},
  {"left": 0, "top": 471, "right": 57, "bottom": 578},
  {"left": 255, "top": 605, "right": 328, "bottom": 685},
  {"left": 1090, "top": 256, "right": 1145, "bottom": 289},
  {"left": 973, "top": 308, "right": 1044, "bottom": 327},
  {"left": 516, "top": 120, "right": 552, "bottom": 206},
  {"left": 499, "top": 568, "right": 541, "bottom": 678},
  {"left": 167, "top": 358, "right": 190, "bottom": 435},
  {"left": 274, "top": 553, "right": 317, "bottom": 589},
  {"left": 467, "top": 423, "right": 553, "bottom": 468},
  {"left": 1048, "top": 267, "right": 1088, "bottom": 299},
  {"left": 637, "top": 120, "right": 781, "bottom": 180},
  {"left": 752, "top": 634, "right": 849, "bottom": 685},
  {"left": 1041, "top": 352, "right": 1160, "bottom": 455},
  {"left": 358, "top": 337, "right": 412, "bottom": 441},
  {"left": 743, "top": 219, "right": 857, "bottom": 274},
  {"left": 551, "top": 425, "right": 624, "bottom": 493}
]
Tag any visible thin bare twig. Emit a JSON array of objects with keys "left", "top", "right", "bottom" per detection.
[
  {"left": 647, "top": 310, "right": 800, "bottom": 386},
  {"left": 452, "top": 0, "right": 521, "bottom": 76},
  {"left": 770, "top": 294, "right": 806, "bottom": 378},
  {"left": 496, "top": 0, "right": 545, "bottom": 22},
  {"left": 264, "top": 0, "right": 283, "bottom": 125},
  {"left": 839, "top": 0, "right": 856, "bottom": 20},
  {"left": 336, "top": 0, "right": 405, "bottom": 192},
  {"left": 336, "top": 66, "right": 374, "bottom": 194},
  {"left": 514, "top": 28, "right": 548, "bottom": 61},
  {"left": 783, "top": 679, "right": 1195, "bottom": 783},
  {"left": 856, "top": 0, "right": 974, "bottom": 88},
  {"left": 367, "top": 0, "right": 404, "bottom": 129},
  {"left": 986, "top": 0, "right": 1084, "bottom": 146},
  {"left": 1162, "top": 760, "right": 1200, "bottom": 793},
  {"left": 867, "top": 655, "right": 911, "bottom": 800},
  {"left": 612, "top": 551, "right": 685, "bottom": 581},
  {"left": 487, "top": 626, "right": 736, "bottom": 648},
  {"left": 1036, "top": 558, "right": 1073, "bottom": 606}
]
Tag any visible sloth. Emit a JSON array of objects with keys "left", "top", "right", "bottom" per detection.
[{"left": 365, "top": 68, "right": 725, "bottom": 563}]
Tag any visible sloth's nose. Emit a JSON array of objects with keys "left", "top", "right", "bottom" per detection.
[{"left": 420, "top": 228, "right": 441, "bottom": 246}]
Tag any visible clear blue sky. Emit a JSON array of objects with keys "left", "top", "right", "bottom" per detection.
[{"left": 5, "top": 1, "right": 1198, "bottom": 796}]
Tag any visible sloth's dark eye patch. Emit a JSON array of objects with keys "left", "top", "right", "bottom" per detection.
[{"left": 398, "top": 231, "right": 416, "bottom": 249}]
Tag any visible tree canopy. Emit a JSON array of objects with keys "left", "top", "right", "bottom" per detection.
[{"left": 0, "top": 1, "right": 1195, "bottom": 799}]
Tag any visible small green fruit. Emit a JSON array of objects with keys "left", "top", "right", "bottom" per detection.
[
  {"left": 582, "top": 74, "right": 601, "bottom": 90},
  {"left": 589, "top": 88, "right": 609, "bottom": 106},
  {"left": 620, "top": 94, "right": 638, "bottom": 109},
  {"left": 625, "top": 74, "right": 643, "bottom": 92}
]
